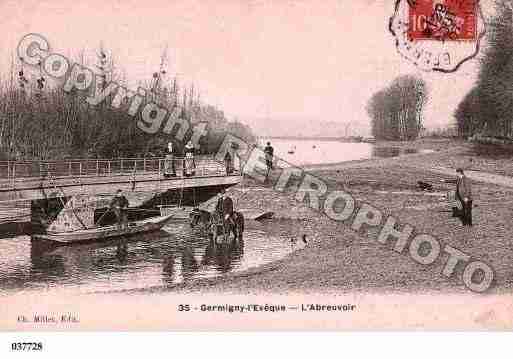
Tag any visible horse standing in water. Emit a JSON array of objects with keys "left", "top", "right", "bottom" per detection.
[
  {"left": 189, "top": 208, "right": 212, "bottom": 233},
  {"left": 190, "top": 208, "right": 245, "bottom": 243},
  {"left": 209, "top": 211, "right": 245, "bottom": 243}
]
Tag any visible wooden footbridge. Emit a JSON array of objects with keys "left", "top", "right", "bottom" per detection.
[
  {"left": 1, "top": 156, "right": 242, "bottom": 233},
  {"left": 0, "top": 156, "right": 241, "bottom": 203}
]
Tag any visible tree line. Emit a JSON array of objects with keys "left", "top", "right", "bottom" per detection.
[
  {"left": 366, "top": 75, "right": 428, "bottom": 141},
  {"left": 0, "top": 47, "right": 255, "bottom": 161},
  {"left": 455, "top": 1, "right": 513, "bottom": 140}
]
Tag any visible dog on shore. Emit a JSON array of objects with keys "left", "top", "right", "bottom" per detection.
[{"left": 417, "top": 180, "right": 433, "bottom": 191}]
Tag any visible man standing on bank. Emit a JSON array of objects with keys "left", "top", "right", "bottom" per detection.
[
  {"left": 442, "top": 168, "right": 473, "bottom": 226},
  {"left": 455, "top": 168, "right": 473, "bottom": 226},
  {"left": 456, "top": 168, "right": 472, "bottom": 226}
]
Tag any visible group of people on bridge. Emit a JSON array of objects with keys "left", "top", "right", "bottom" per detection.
[
  {"left": 161, "top": 139, "right": 275, "bottom": 179},
  {"left": 163, "top": 141, "right": 197, "bottom": 178}
]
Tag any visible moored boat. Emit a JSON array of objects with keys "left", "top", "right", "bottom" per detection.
[{"left": 32, "top": 214, "right": 174, "bottom": 245}]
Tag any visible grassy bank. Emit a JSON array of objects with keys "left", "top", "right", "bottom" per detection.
[{"left": 373, "top": 138, "right": 513, "bottom": 176}]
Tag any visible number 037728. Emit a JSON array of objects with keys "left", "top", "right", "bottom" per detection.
[{"left": 11, "top": 342, "right": 43, "bottom": 351}]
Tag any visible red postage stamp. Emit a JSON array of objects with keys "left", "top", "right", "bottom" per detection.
[
  {"left": 389, "top": 0, "right": 485, "bottom": 72},
  {"left": 408, "top": 0, "right": 478, "bottom": 41}
]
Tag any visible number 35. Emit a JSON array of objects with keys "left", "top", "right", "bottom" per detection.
[{"left": 178, "top": 304, "right": 190, "bottom": 311}]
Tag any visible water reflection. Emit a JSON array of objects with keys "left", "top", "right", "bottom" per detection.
[
  {"left": 371, "top": 146, "right": 430, "bottom": 158},
  {"left": 0, "top": 221, "right": 299, "bottom": 295},
  {"left": 116, "top": 240, "right": 128, "bottom": 264},
  {"left": 180, "top": 246, "right": 199, "bottom": 283},
  {"left": 162, "top": 253, "right": 175, "bottom": 284},
  {"left": 30, "top": 249, "right": 66, "bottom": 278},
  {"left": 202, "top": 238, "right": 244, "bottom": 273}
]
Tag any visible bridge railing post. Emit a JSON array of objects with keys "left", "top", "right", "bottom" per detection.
[
  {"left": 132, "top": 161, "right": 137, "bottom": 178},
  {"left": 96, "top": 160, "right": 99, "bottom": 176}
]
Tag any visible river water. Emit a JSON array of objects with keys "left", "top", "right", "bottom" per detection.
[
  {"left": 261, "top": 138, "right": 433, "bottom": 166},
  {"left": 0, "top": 140, "right": 428, "bottom": 296},
  {"left": 0, "top": 219, "right": 305, "bottom": 296}
]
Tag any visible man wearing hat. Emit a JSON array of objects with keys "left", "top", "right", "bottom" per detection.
[
  {"left": 109, "top": 189, "right": 129, "bottom": 229},
  {"left": 264, "top": 141, "right": 274, "bottom": 171},
  {"left": 455, "top": 168, "right": 473, "bottom": 226},
  {"left": 215, "top": 189, "right": 234, "bottom": 223}
]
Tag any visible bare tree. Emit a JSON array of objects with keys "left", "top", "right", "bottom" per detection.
[{"left": 0, "top": 44, "right": 256, "bottom": 160}]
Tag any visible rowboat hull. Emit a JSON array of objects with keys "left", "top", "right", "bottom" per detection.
[{"left": 31, "top": 214, "right": 174, "bottom": 245}]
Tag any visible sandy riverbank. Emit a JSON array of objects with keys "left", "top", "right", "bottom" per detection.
[{"left": 149, "top": 139, "right": 513, "bottom": 295}]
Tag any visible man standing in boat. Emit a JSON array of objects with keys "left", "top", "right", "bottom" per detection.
[{"left": 110, "top": 189, "right": 129, "bottom": 229}]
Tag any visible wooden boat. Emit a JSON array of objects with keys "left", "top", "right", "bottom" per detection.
[{"left": 32, "top": 214, "right": 174, "bottom": 245}]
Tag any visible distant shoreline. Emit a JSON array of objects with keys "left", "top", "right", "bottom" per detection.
[{"left": 260, "top": 136, "right": 366, "bottom": 142}]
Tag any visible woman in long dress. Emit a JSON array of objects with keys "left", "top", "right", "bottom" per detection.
[
  {"left": 184, "top": 141, "right": 196, "bottom": 176},
  {"left": 164, "top": 141, "right": 176, "bottom": 177}
]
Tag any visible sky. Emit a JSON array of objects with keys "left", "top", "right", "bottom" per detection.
[{"left": 0, "top": 0, "right": 495, "bottom": 131}]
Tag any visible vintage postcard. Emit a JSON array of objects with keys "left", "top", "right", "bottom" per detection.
[{"left": 1, "top": 0, "right": 513, "bottom": 334}]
